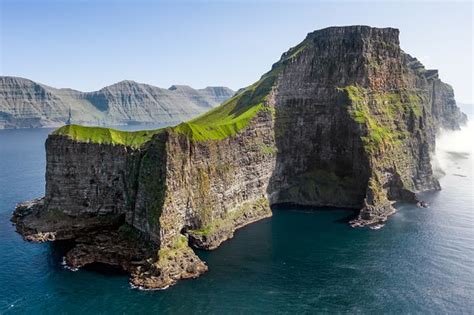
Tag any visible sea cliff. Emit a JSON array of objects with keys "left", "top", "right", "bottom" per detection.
[{"left": 12, "top": 26, "right": 467, "bottom": 289}]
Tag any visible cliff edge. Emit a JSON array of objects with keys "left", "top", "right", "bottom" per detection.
[{"left": 12, "top": 26, "right": 467, "bottom": 289}]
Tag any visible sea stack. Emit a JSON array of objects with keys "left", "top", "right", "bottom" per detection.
[{"left": 12, "top": 26, "right": 467, "bottom": 289}]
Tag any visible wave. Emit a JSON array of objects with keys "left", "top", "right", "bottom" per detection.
[{"left": 433, "top": 118, "right": 474, "bottom": 176}]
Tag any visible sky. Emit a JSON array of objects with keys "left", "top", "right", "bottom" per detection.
[{"left": 1, "top": 0, "right": 473, "bottom": 103}]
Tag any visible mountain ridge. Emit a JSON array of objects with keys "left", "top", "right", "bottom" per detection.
[{"left": 0, "top": 76, "right": 234, "bottom": 129}]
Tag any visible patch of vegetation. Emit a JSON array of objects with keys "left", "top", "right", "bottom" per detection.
[
  {"left": 285, "top": 40, "right": 309, "bottom": 60},
  {"left": 340, "top": 85, "right": 365, "bottom": 104},
  {"left": 215, "top": 163, "right": 234, "bottom": 174},
  {"left": 406, "top": 93, "right": 423, "bottom": 117},
  {"left": 339, "top": 85, "right": 423, "bottom": 154},
  {"left": 214, "top": 163, "right": 236, "bottom": 182},
  {"left": 188, "top": 198, "right": 269, "bottom": 237},
  {"left": 55, "top": 40, "right": 310, "bottom": 145},
  {"left": 258, "top": 143, "right": 277, "bottom": 155},
  {"left": 53, "top": 124, "right": 163, "bottom": 149},
  {"left": 173, "top": 42, "right": 308, "bottom": 142},
  {"left": 157, "top": 234, "right": 189, "bottom": 262},
  {"left": 366, "top": 173, "right": 390, "bottom": 205},
  {"left": 188, "top": 226, "right": 211, "bottom": 236},
  {"left": 172, "top": 70, "right": 277, "bottom": 142},
  {"left": 173, "top": 101, "right": 264, "bottom": 141}
]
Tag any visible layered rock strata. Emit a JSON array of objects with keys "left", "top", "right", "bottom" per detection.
[
  {"left": 13, "top": 26, "right": 466, "bottom": 289},
  {"left": 0, "top": 77, "right": 234, "bottom": 129}
]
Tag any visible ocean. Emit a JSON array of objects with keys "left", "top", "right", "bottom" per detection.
[{"left": 0, "top": 120, "right": 472, "bottom": 314}]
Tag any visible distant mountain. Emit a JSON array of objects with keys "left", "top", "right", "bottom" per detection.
[{"left": 0, "top": 76, "right": 234, "bottom": 129}]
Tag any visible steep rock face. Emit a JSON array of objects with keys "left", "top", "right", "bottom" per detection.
[
  {"left": 12, "top": 26, "right": 467, "bottom": 289},
  {"left": 269, "top": 27, "right": 375, "bottom": 208},
  {"left": 0, "top": 77, "right": 234, "bottom": 128},
  {"left": 0, "top": 77, "right": 74, "bottom": 128},
  {"left": 268, "top": 26, "right": 463, "bottom": 225},
  {"left": 156, "top": 110, "right": 275, "bottom": 249},
  {"left": 82, "top": 82, "right": 234, "bottom": 125},
  {"left": 45, "top": 136, "right": 142, "bottom": 216}
]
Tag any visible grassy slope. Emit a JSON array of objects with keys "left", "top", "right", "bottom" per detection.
[
  {"left": 341, "top": 85, "right": 422, "bottom": 154},
  {"left": 172, "top": 40, "right": 309, "bottom": 141},
  {"left": 173, "top": 75, "right": 272, "bottom": 141},
  {"left": 53, "top": 67, "right": 281, "bottom": 145},
  {"left": 52, "top": 124, "right": 164, "bottom": 148},
  {"left": 52, "top": 39, "right": 310, "bottom": 145}
]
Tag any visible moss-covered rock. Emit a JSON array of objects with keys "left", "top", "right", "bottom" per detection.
[{"left": 187, "top": 198, "right": 272, "bottom": 250}]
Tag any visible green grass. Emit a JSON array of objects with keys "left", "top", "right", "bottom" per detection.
[
  {"left": 188, "top": 198, "right": 270, "bottom": 237},
  {"left": 173, "top": 100, "right": 265, "bottom": 141},
  {"left": 258, "top": 143, "right": 277, "bottom": 155},
  {"left": 189, "top": 226, "right": 211, "bottom": 236},
  {"left": 156, "top": 234, "right": 189, "bottom": 262},
  {"left": 54, "top": 38, "right": 310, "bottom": 144},
  {"left": 285, "top": 40, "right": 309, "bottom": 60},
  {"left": 172, "top": 70, "right": 277, "bottom": 141},
  {"left": 173, "top": 40, "right": 309, "bottom": 141},
  {"left": 53, "top": 124, "right": 163, "bottom": 149},
  {"left": 339, "top": 85, "right": 418, "bottom": 153}
]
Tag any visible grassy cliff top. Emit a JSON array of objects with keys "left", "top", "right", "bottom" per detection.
[
  {"left": 52, "top": 124, "right": 164, "bottom": 148},
  {"left": 172, "top": 40, "right": 309, "bottom": 141},
  {"left": 172, "top": 75, "right": 273, "bottom": 141},
  {"left": 52, "top": 37, "right": 310, "bottom": 145},
  {"left": 53, "top": 67, "right": 278, "bottom": 145},
  {"left": 52, "top": 72, "right": 281, "bottom": 145}
]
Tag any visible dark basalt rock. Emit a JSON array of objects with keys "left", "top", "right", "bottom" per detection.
[{"left": 12, "top": 25, "right": 467, "bottom": 289}]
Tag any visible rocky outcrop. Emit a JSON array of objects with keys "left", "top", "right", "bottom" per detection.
[
  {"left": 12, "top": 26, "right": 466, "bottom": 289},
  {"left": 267, "top": 27, "right": 467, "bottom": 227},
  {"left": 0, "top": 77, "right": 234, "bottom": 129}
]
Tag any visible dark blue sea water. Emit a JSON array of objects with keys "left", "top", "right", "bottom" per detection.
[{"left": 0, "top": 123, "right": 473, "bottom": 314}]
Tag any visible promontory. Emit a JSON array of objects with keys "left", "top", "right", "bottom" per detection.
[{"left": 12, "top": 26, "right": 467, "bottom": 289}]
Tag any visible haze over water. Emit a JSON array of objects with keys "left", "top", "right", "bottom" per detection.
[{"left": 0, "top": 116, "right": 472, "bottom": 313}]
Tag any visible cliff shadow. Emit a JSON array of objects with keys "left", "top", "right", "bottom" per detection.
[
  {"left": 128, "top": 132, "right": 169, "bottom": 245},
  {"left": 271, "top": 203, "right": 360, "bottom": 224},
  {"left": 267, "top": 88, "right": 371, "bottom": 212}
]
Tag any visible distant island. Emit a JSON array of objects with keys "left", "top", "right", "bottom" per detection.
[
  {"left": 12, "top": 26, "right": 467, "bottom": 290},
  {"left": 0, "top": 77, "right": 234, "bottom": 129}
]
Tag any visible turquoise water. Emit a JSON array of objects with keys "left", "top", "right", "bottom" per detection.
[{"left": 0, "top": 125, "right": 473, "bottom": 314}]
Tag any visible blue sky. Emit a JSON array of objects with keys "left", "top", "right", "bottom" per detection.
[{"left": 1, "top": 0, "right": 472, "bottom": 103}]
